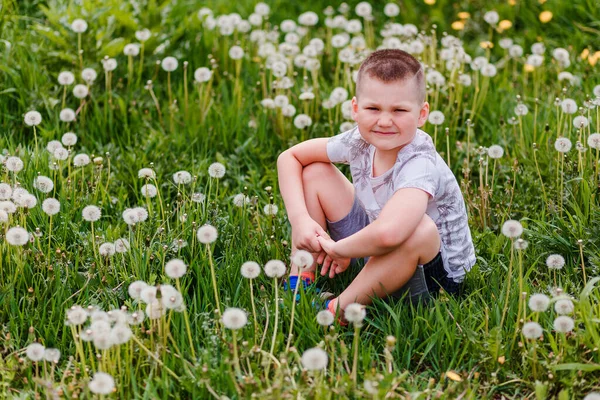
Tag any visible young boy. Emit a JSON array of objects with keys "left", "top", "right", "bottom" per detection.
[{"left": 277, "top": 49, "right": 476, "bottom": 320}]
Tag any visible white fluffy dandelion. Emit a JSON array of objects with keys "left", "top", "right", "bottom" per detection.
[
  {"left": 33, "top": 176, "right": 54, "bottom": 193},
  {"left": 165, "top": 259, "right": 187, "bottom": 279},
  {"left": 42, "top": 198, "right": 60, "bottom": 216},
  {"left": 208, "top": 162, "right": 226, "bottom": 178},
  {"left": 73, "top": 84, "right": 89, "bottom": 99},
  {"left": 587, "top": 133, "right": 600, "bottom": 150},
  {"left": 514, "top": 104, "right": 529, "bottom": 116},
  {"left": 197, "top": 224, "right": 218, "bottom": 244},
  {"left": 82, "top": 205, "right": 101, "bottom": 222},
  {"left": 61, "top": 132, "right": 78, "bottom": 146},
  {"left": 161, "top": 56, "right": 178, "bottom": 72},
  {"left": 522, "top": 321, "right": 543, "bottom": 339},
  {"left": 88, "top": 372, "right": 115, "bottom": 395},
  {"left": 264, "top": 259, "right": 287, "bottom": 278},
  {"left": 5, "top": 156, "right": 24, "bottom": 173},
  {"left": 123, "top": 43, "right": 140, "bottom": 57},
  {"left": 141, "top": 184, "right": 157, "bottom": 198},
  {"left": 301, "top": 347, "right": 328, "bottom": 370},
  {"left": 554, "top": 137, "right": 572, "bottom": 153},
  {"left": 553, "top": 316, "right": 574, "bottom": 333},
  {"left": 66, "top": 306, "right": 87, "bottom": 326},
  {"left": 345, "top": 303, "right": 366, "bottom": 324},
  {"left": 0, "top": 183, "right": 12, "bottom": 200},
  {"left": 128, "top": 280, "right": 148, "bottom": 300},
  {"left": 546, "top": 254, "right": 565, "bottom": 270},
  {"left": 26, "top": 343, "right": 45, "bottom": 362},
  {"left": 114, "top": 238, "right": 130, "bottom": 253},
  {"left": 428, "top": 111, "right": 445, "bottom": 125},
  {"left": 73, "top": 154, "right": 90, "bottom": 167},
  {"left": 59, "top": 108, "right": 76, "bottom": 122},
  {"left": 263, "top": 204, "right": 278, "bottom": 215},
  {"left": 501, "top": 220, "right": 523, "bottom": 238},
  {"left": 240, "top": 261, "right": 261, "bottom": 279},
  {"left": 554, "top": 298, "right": 574, "bottom": 315},
  {"left": 487, "top": 145, "right": 504, "bottom": 159},
  {"left": 293, "top": 114, "right": 312, "bottom": 129},
  {"left": 228, "top": 46, "right": 244, "bottom": 60},
  {"left": 560, "top": 99, "right": 577, "bottom": 114},
  {"left": 292, "top": 250, "right": 314, "bottom": 269},
  {"left": 384, "top": 3, "right": 400, "bottom": 17},
  {"left": 222, "top": 308, "right": 248, "bottom": 330},
  {"left": 71, "top": 19, "right": 88, "bottom": 33},
  {"left": 58, "top": 71, "right": 75, "bottom": 85},
  {"left": 135, "top": 29, "right": 151, "bottom": 42},
  {"left": 528, "top": 293, "right": 550, "bottom": 312},
  {"left": 316, "top": 310, "right": 334, "bottom": 326},
  {"left": 173, "top": 170, "right": 192, "bottom": 185},
  {"left": 43, "top": 348, "right": 61, "bottom": 363},
  {"left": 194, "top": 67, "right": 213, "bottom": 83},
  {"left": 99, "top": 242, "right": 116, "bottom": 257},
  {"left": 483, "top": 10, "right": 499, "bottom": 25},
  {"left": 102, "top": 58, "right": 117, "bottom": 72},
  {"left": 232, "top": 193, "right": 249, "bottom": 207},
  {"left": 6, "top": 227, "right": 29, "bottom": 246},
  {"left": 81, "top": 68, "right": 97, "bottom": 83},
  {"left": 138, "top": 168, "right": 155, "bottom": 179}
]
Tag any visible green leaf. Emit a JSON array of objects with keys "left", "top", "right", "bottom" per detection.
[
  {"left": 100, "top": 37, "right": 126, "bottom": 57},
  {"left": 549, "top": 363, "right": 600, "bottom": 372}
]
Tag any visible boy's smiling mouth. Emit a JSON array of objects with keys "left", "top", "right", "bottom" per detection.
[{"left": 373, "top": 130, "right": 397, "bottom": 135}]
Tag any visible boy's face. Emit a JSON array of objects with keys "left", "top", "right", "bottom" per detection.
[{"left": 352, "top": 74, "right": 429, "bottom": 156}]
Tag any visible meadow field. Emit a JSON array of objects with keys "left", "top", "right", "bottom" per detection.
[{"left": 1, "top": 0, "right": 600, "bottom": 398}]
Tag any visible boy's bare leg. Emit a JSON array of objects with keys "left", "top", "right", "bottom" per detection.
[
  {"left": 335, "top": 214, "right": 441, "bottom": 309},
  {"left": 289, "top": 162, "right": 355, "bottom": 275}
]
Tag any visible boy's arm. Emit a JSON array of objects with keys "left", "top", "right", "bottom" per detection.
[
  {"left": 277, "top": 138, "right": 332, "bottom": 252},
  {"left": 317, "top": 188, "right": 429, "bottom": 259}
]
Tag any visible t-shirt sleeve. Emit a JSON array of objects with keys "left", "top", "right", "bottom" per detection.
[
  {"left": 393, "top": 157, "right": 439, "bottom": 198},
  {"left": 327, "top": 127, "right": 359, "bottom": 164}
]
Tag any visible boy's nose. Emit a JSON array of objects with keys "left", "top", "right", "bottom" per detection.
[{"left": 377, "top": 115, "right": 393, "bottom": 127}]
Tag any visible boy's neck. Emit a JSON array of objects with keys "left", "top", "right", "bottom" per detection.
[{"left": 373, "top": 148, "right": 399, "bottom": 177}]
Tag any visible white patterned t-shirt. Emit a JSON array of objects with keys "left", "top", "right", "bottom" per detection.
[{"left": 326, "top": 126, "right": 476, "bottom": 282}]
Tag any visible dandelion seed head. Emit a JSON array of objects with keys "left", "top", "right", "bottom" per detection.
[
  {"left": 135, "top": 28, "right": 151, "bottom": 42},
  {"left": 33, "top": 176, "right": 54, "bottom": 193},
  {"left": 480, "top": 63, "right": 498, "bottom": 77},
  {"left": 61, "top": 132, "right": 78, "bottom": 146},
  {"left": 508, "top": 44, "right": 523, "bottom": 58},
  {"left": 73, "top": 84, "right": 89, "bottom": 99},
  {"left": 483, "top": 10, "right": 499, "bottom": 25},
  {"left": 560, "top": 99, "right": 577, "bottom": 114},
  {"left": 73, "top": 154, "right": 90, "bottom": 167},
  {"left": 501, "top": 219, "right": 523, "bottom": 238},
  {"left": 59, "top": 108, "right": 76, "bottom": 122},
  {"left": 0, "top": 183, "right": 12, "bottom": 200},
  {"left": 146, "top": 301, "right": 165, "bottom": 319},
  {"left": 81, "top": 68, "right": 97, "bottom": 83},
  {"left": 345, "top": 303, "right": 366, "bottom": 324},
  {"left": 553, "top": 315, "right": 574, "bottom": 333},
  {"left": 110, "top": 324, "right": 132, "bottom": 345},
  {"left": 528, "top": 293, "right": 550, "bottom": 312},
  {"left": 573, "top": 115, "right": 589, "bottom": 129},
  {"left": 263, "top": 204, "right": 278, "bottom": 216},
  {"left": 190, "top": 192, "right": 205, "bottom": 203},
  {"left": 66, "top": 305, "right": 87, "bottom": 326},
  {"left": 584, "top": 393, "right": 600, "bottom": 400},
  {"left": 514, "top": 238, "right": 528, "bottom": 250},
  {"left": 232, "top": 193, "right": 249, "bottom": 207},
  {"left": 194, "top": 67, "right": 213, "bottom": 83},
  {"left": 6, "top": 227, "right": 29, "bottom": 246},
  {"left": 141, "top": 184, "right": 157, "bottom": 198},
  {"left": 228, "top": 46, "right": 244, "bottom": 60},
  {"left": 546, "top": 254, "right": 565, "bottom": 270},
  {"left": 531, "top": 42, "right": 545, "bottom": 55},
  {"left": 487, "top": 145, "right": 504, "bottom": 159},
  {"left": 522, "top": 321, "right": 543, "bottom": 339},
  {"left": 82, "top": 205, "right": 101, "bottom": 222},
  {"left": 90, "top": 311, "right": 110, "bottom": 325},
  {"left": 298, "top": 11, "right": 318, "bottom": 26},
  {"left": 554, "top": 137, "right": 572, "bottom": 153},
  {"left": 99, "top": 242, "right": 115, "bottom": 257},
  {"left": 222, "top": 307, "right": 248, "bottom": 330},
  {"left": 53, "top": 147, "right": 69, "bottom": 161},
  {"left": 588, "top": 133, "right": 600, "bottom": 150},
  {"left": 123, "top": 43, "right": 140, "bottom": 56},
  {"left": 165, "top": 259, "right": 187, "bottom": 279},
  {"left": 0, "top": 201, "right": 17, "bottom": 214},
  {"left": 0, "top": 210, "right": 8, "bottom": 223},
  {"left": 316, "top": 310, "right": 334, "bottom": 326},
  {"left": 384, "top": 3, "right": 400, "bottom": 17},
  {"left": 26, "top": 343, "right": 45, "bottom": 362},
  {"left": 42, "top": 198, "right": 60, "bottom": 216},
  {"left": 208, "top": 162, "right": 226, "bottom": 179},
  {"left": 197, "top": 224, "right": 218, "bottom": 244},
  {"left": 292, "top": 250, "right": 314, "bottom": 269},
  {"left": 102, "top": 58, "right": 117, "bottom": 72},
  {"left": 514, "top": 103, "right": 529, "bottom": 116},
  {"left": 127, "top": 311, "right": 145, "bottom": 325},
  {"left": 5, "top": 156, "right": 24, "bottom": 173},
  {"left": 88, "top": 372, "right": 115, "bottom": 395},
  {"left": 264, "top": 259, "right": 287, "bottom": 278},
  {"left": 301, "top": 347, "right": 328, "bottom": 370},
  {"left": 161, "top": 56, "right": 178, "bottom": 71},
  {"left": 293, "top": 114, "right": 312, "bottom": 129},
  {"left": 114, "top": 238, "right": 130, "bottom": 253},
  {"left": 71, "top": 19, "right": 88, "bottom": 33},
  {"left": 428, "top": 111, "right": 445, "bottom": 125},
  {"left": 138, "top": 168, "right": 155, "bottom": 179},
  {"left": 58, "top": 71, "right": 75, "bottom": 86},
  {"left": 240, "top": 261, "right": 261, "bottom": 279},
  {"left": 128, "top": 280, "right": 148, "bottom": 300},
  {"left": 554, "top": 298, "right": 574, "bottom": 315}
]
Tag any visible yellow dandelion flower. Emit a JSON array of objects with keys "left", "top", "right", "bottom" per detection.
[
  {"left": 424, "top": 0, "right": 436, "bottom": 4},
  {"left": 589, "top": 52, "right": 599, "bottom": 66},
  {"left": 580, "top": 49, "right": 590, "bottom": 60},
  {"left": 480, "top": 41, "right": 494, "bottom": 49},
  {"left": 508, "top": 0, "right": 516, "bottom": 5},
  {"left": 451, "top": 20, "right": 465, "bottom": 30},
  {"left": 457, "top": 12, "right": 470, "bottom": 19},
  {"left": 524, "top": 64, "right": 535, "bottom": 72},
  {"left": 445, "top": 371, "right": 463, "bottom": 382},
  {"left": 539, "top": 11, "right": 553, "bottom": 23},
  {"left": 498, "top": 20, "right": 512, "bottom": 30}
]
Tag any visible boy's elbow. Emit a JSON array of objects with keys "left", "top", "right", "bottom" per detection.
[{"left": 276, "top": 150, "right": 290, "bottom": 169}]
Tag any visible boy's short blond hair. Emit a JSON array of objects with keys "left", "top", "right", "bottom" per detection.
[{"left": 356, "top": 49, "right": 426, "bottom": 104}]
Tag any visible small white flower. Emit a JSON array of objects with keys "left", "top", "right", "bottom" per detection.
[
  {"left": 232, "top": 193, "right": 249, "bottom": 207},
  {"left": 584, "top": 393, "right": 600, "bottom": 400},
  {"left": 59, "top": 108, "right": 76, "bottom": 122},
  {"left": 99, "top": 242, "right": 115, "bottom": 257},
  {"left": 274, "top": 95, "right": 289, "bottom": 108},
  {"left": 483, "top": 10, "right": 499, "bottom": 25},
  {"left": 73, "top": 154, "right": 90, "bottom": 167},
  {"left": 528, "top": 293, "right": 550, "bottom": 312},
  {"left": 344, "top": 303, "right": 366, "bottom": 324},
  {"left": 88, "top": 372, "right": 115, "bottom": 395},
  {"left": 428, "top": 111, "right": 445, "bottom": 125},
  {"left": 71, "top": 19, "right": 88, "bottom": 33},
  {"left": 34, "top": 176, "right": 54, "bottom": 193},
  {"left": 135, "top": 29, "right": 151, "bottom": 42},
  {"left": 128, "top": 280, "right": 148, "bottom": 300},
  {"left": 573, "top": 116, "right": 589, "bottom": 129},
  {"left": 197, "top": 224, "right": 218, "bottom": 244},
  {"left": 514, "top": 104, "right": 529, "bottom": 116},
  {"left": 508, "top": 45, "right": 523, "bottom": 58},
  {"left": 526, "top": 54, "right": 543, "bottom": 67},
  {"left": 301, "top": 347, "right": 328, "bottom": 370},
  {"left": 6, "top": 227, "right": 29, "bottom": 246},
  {"left": 554, "top": 137, "right": 572, "bottom": 153},
  {"left": 0, "top": 183, "right": 12, "bottom": 200},
  {"left": 263, "top": 204, "right": 278, "bottom": 215},
  {"left": 228, "top": 46, "right": 244, "bottom": 60},
  {"left": 553, "top": 316, "right": 574, "bottom": 333},
  {"left": 82, "top": 205, "right": 101, "bottom": 222},
  {"left": 165, "top": 259, "right": 187, "bottom": 279},
  {"left": 480, "top": 64, "right": 497, "bottom": 77},
  {"left": 487, "top": 145, "right": 504, "bottom": 159},
  {"left": 458, "top": 74, "right": 472, "bottom": 86},
  {"left": 208, "top": 162, "right": 226, "bottom": 178},
  {"left": 560, "top": 99, "right": 577, "bottom": 114},
  {"left": 5, "top": 156, "right": 24, "bottom": 173},
  {"left": 138, "top": 168, "right": 155, "bottom": 179},
  {"left": 293, "top": 114, "right": 312, "bottom": 129},
  {"left": 53, "top": 147, "right": 69, "bottom": 161},
  {"left": 384, "top": 3, "right": 400, "bottom": 17},
  {"left": 61, "top": 132, "right": 78, "bottom": 146},
  {"left": 241, "top": 261, "right": 261, "bottom": 279},
  {"left": 26, "top": 343, "right": 45, "bottom": 362},
  {"left": 222, "top": 307, "right": 248, "bottom": 330},
  {"left": 292, "top": 250, "right": 314, "bottom": 269},
  {"left": 173, "top": 170, "right": 192, "bottom": 185},
  {"left": 102, "top": 58, "right": 118, "bottom": 72},
  {"left": 46, "top": 140, "right": 63, "bottom": 153},
  {"left": 531, "top": 42, "right": 545, "bottom": 55},
  {"left": 114, "top": 238, "right": 130, "bottom": 253},
  {"left": 0, "top": 210, "right": 7, "bottom": 223},
  {"left": 264, "top": 260, "right": 287, "bottom": 278},
  {"left": 554, "top": 298, "right": 574, "bottom": 315},
  {"left": 44, "top": 348, "right": 61, "bottom": 363},
  {"left": 161, "top": 56, "right": 178, "bottom": 72},
  {"left": 123, "top": 43, "right": 140, "bottom": 57},
  {"left": 499, "top": 38, "right": 513, "bottom": 49},
  {"left": 254, "top": 2, "right": 270, "bottom": 16},
  {"left": 522, "top": 321, "right": 543, "bottom": 339},
  {"left": 316, "top": 310, "right": 334, "bottom": 326},
  {"left": 66, "top": 306, "right": 87, "bottom": 326},
  {"left": 111, "top": 324, "right": 132, "bottom": 345},
  {"left": 501, "top": 220, "right": 523, "bottom": 238},
  {"left": 0, "top": 201, "right": 17, "bottom": 214},
  {"left": 81, "top": 68, "right": 97, "bottom": 83},
  {"left": 42, "top": 198, "right": 60, "bottom": 216},
  {"left": 298, "top": 11, "right": 318, "bottom": 26},
  {"left": 330, "top": 87, "right": 348, "bottom": 104},
  {"left": 587, "top": 133, "right": 600, "bottom": 150},
  {"left": 194, "top": 67, "right": 213, "bottom": 83},
  {"left": 58, "top": 71, "right": 75, "bottom": 85}
]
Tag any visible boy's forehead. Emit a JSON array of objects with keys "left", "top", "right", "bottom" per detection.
[{"left": 356, "top": 75, "right": 420, "bottom": 101}]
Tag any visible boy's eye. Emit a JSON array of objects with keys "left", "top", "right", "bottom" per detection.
[
  {"left": 395, "top": 109, "right": 407, "bottom": 112},
  {"left": 366, "top": 107, "right": 378, "bottom": 110}
]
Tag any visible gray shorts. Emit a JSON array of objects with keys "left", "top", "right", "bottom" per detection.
[{"left": 326, "top": 196, "right": 461, "bottom": 302}]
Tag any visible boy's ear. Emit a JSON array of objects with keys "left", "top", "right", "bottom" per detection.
[
  {"left": 351, "top": 96, "right": 359, "bottom": 121},
  {"left": 417, "top": 101, "right": 429, "bottom": 127}
]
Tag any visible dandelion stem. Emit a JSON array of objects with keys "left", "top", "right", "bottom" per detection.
[
  {"left": 130, "top": 335, "right": 180, "bottom": 381},
  {"left": 176, "top": 278, "right": 196, "bottom": 360},
  {"left": 285, "top": 278, "right": 300, "bottom": 353},
  {"left": 351, "top": 324, "right": 360, "bottom": 385},
  {"left": 499, "top": 239, "right": 514, "bottom": 331},
  {"left": 206, "top": 243, "right": 221, "bottom": 315}
]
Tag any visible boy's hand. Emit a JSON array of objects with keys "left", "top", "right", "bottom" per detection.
[
  {"left": 292, "top": 219, "right": 330, "bottom": 253},
  {"left": 316, "top": 235, "right": 351, "bottom": 278}
]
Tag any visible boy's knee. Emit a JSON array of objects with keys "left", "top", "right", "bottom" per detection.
[
  {"left": 302, "top": 162, "right": 334, "bottom": 183},
  {"left": 405, "top": 215, "right": 440, "bottom": 258}
]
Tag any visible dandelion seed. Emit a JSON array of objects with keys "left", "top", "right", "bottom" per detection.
[
  {"left": 48, "top": 141, "right": 64, "bottom": 153},
  {"left": 483, "top": 10, "right": 499, "bottom": 25},
  {"left": 345, "top": 303, "right": 366, "bottom": 324},
  {"left": 33, "top": 176, "right": 53, "bottom": 194},
  {"left": 71, "top": 19, "right": 88, "bottom": 33},
  {"left": 508, "top": 45, "right": 523, "bottom": 58},
  {"left": 263, "top": 204, "right": 278, "bottom": 215},
  {"left": 458, "top": 74, "right": 472, "bottom": 86},
  {"left": 138, "top": 168, "right": 155, "bottom": 179},
  {"left": 528, "top": 293, "right": 550, "bottom": 312},
  {"left": 316, "top": 310, "right": 334, "bottom": 326},
  {"left": 53, "top": 147, "right": 69, "bottom": 161},
  {"left": 208, "top": 162, "right": 226, "bottom": 178},
  {"left": 135, "top": 28, "right": 151, "bottom": 42},
  {"left": 522, "top": 321, "right": 543, "bottom": 339},
  {"left": 114, "top": 238, "right": 130, "bottom": 253},
  {"left": 330, "top": 87, "right": 349, "bottom": 104},
  {"left": 59, "top": 108, "right": 76, "bottom": 122},
  {"left": 499, "top": 38, "right": 513, "bottom": 49},
  {"left": 588, "top": 133, "right": 600, "bottom": 149},
  {"left": 123, "top": 43, "right": 140, "bottom": 57},
  {"left": 197, "top": 224, "right": 218, "bottom": 244},
  {"left": 428, "top": 111, "right": 445, "bottom": 125},
  {"left": 232, "top": 193, "right": 249, "bottom": 207},
  {"left": 298, "top": 11, "right": 318, "bottom": 26},
  {"left": 122, "top": 209, "right": 139, "bottom": 225},
  {"left": 26, "top": 343, "right": 45, "bottom": 362},
  {"left": 546, "top": 254, "right": 565, "bottom": 270},
  {"left": 42, "top": 198, "right": 60, "bottom": 216},
  {"left": 82, "top": 205, "right": 101, "bottom": 222},
  {"left": 264, "top": 259, "right": 286, "bottom": 278},
  {"left": 145, "top": 299, "right": 164, "bottom": 318},
  {"left": 127, "top": 311, "right": 145, "bottom": 325},
  {"left": 501, "top": 220, "right": 523, "bottom": 238},
  {"left": 81, "top": 68, "right": 97, "bottom": 83},
  {"left": 553, "top": 316, "right": 574, "bottom": 333},
  {"left": 222, "top": 308, "right": 248, "bottom": 330},
  {"left": 0, "top": 210, "right": 8, "bottom": 223},
  {"left": 173, "top": 170, "right": 192, "bottom": 185},
  {"left": 514, "top": 238, "right": 528, "bottom": 250},
  {"left": 161, "top": 56, "right": 178, "bottom": 72},
  {"left": 228, "top": 46, "right": 244, "bottom": 60},
  {"left": 61, "top": 132, "right": 78, "bottom": 146},
  {"left": 241, "top": 261, "right": 261, "bottom": 279},
  {"left": 554, "top": 137, "right": 572, "bottom": 153},
  {"left": 72, "top": 84, "right": 89, "bottom": 99},
  {"left": 5, "top": 156, "right": 24, "bottom": 172},
  {"left": 301, "top": 347, "right": 328, "bottom": 370},
  {"left": 0, "top": 183, "right": 12, "bottom": 200},
  {"left": 560, "top": 99, "right": 577, "bottom": 114},
  {"left": 554, "top": 298, "right": 574, "bottom": 315},
  {"left": 110, "top": 324, "right": 132, "bottom": 345},
  {"left": 73, "top": 154, "right": 90, "bottom": 167},
  {"left": 274, "top": 95, "right": 289, "bottom": 108},
  {"left": 89, "top": 372, "right": 115, "bottom": 395},
  {"left": 194, "top": 67, "right": 213, "bottom": 83},
  {"left": 99, "top": 242, "right": 115, "bottom": 257},
  {"left": 6, "top": 227, "right": 29, "bottom": 246},
  {"left": 165, "top": 259, "right": 187, "bottom": 279},
  {"left": 480, "top": 64, "right": 498, "bottom": 77},
  {"left": 128, "top": 280, "right": 148, "bottom": 300}
]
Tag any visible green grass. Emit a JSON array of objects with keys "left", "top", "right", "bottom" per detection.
[{"left": 1, "top": 0, "right": 600, "bottom": 398}]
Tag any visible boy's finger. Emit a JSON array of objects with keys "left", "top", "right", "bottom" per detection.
[
  {"left": 317, "top": 251, "right": 325, "bottom": 264},
  {"left": 320, "top": 263, "right": 329, "bottom": 277}
]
